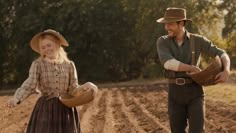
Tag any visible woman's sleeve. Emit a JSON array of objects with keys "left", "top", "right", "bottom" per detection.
[
  {"left": 68, "top": 61, "right": 82, "bottom": 96},
  {"left": 13, "top": 61, "right": 40, "bottom": 102}
]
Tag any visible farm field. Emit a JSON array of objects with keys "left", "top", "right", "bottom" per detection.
[{"left": 0, "top": 80, "right": 236, "bottom": 133}]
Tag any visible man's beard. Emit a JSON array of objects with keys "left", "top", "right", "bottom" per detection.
[{"left": 167, "top": 30, "right": 177, "bottom": 37}]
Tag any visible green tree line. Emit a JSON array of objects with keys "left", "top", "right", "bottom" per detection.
[{"left": 0, "top": 0, "right": 235, "bottom": 85}]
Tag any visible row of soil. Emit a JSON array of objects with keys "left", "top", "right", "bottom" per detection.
[{"left": 0, "top": 83, "right": 235, "bottom": 133}]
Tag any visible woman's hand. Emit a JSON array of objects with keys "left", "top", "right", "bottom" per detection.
[
  {"left": 6, "top": 97, "right": 19, "bottom": 108},
  {"left": 81, "top": 82, "right": 98, "bottom": 96}
]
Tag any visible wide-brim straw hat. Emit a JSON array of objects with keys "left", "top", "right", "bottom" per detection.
[
  {"left": 188, "top": 56, "right": 223, "bottom": 86},
  {"left": 30, "top": 29, "right": 69, "bottom": 53},
  {"left": 59, "top": 87, "right": 98, "bottom": 107},
  {"left": 156, "top": 7, "right": 193, "bottom": 23}
]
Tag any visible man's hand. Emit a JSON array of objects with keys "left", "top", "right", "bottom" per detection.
[
  {"left": 187, "top": 65, "right": 202, "bottom": 74},
  {"left": 178, "top": 62, "right": 201, "bottom": 73},
  {"left": 214, "top": 70, "right": 230, "bottom": 83},
  {"left": 215, "top": 53, "right": 231, "bottom": 83}
]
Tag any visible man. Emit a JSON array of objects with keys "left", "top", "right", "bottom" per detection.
[{"left": 156, "top": 7, "right": 230, "bottom": 133}]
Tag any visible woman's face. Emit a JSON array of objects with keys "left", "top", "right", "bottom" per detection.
[{"left": 39, "top": 35, "right": 59, "bottom": 59}]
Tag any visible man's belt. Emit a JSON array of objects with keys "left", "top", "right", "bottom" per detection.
[{"left": 168, "top": 78, "right": 193, "bottom": 85}]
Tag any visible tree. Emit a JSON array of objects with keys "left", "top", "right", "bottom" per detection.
[
  {"left": 0, "top": 0, "right": 233, "bottom": 85},
  {"left": 217, "top": 0, "right": 236, "bottom": 37}
]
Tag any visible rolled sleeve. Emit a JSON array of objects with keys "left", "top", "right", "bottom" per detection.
[
  {"left": 164, "top": 59, "right": 180, "bottom": 71},
  {"left": 156, "top": 37, "right": 174, "bottom": 66}
]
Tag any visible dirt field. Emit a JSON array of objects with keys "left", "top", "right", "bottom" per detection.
[{"left": 0, "top": 82, "right": 236, "bottom": 133}]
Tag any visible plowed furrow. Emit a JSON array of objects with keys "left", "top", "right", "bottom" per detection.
[
  {"left": 121, "top": 89, "right": 169, "bottom": 133},
  {"left": 112, "top": 88, "right": 143, "bottom": 133},
  {"left": 127, "top": 89, "right": 170, "bottom": 133},
  {"left": 0, "top": 95, "right": 36, "bottom": 133},
  {"left": 78, "top": 103, "right": 90, "bottom": 120},
  {"left": 102, "top": 88, "right": 116, "bottom": 133},
  {"left": 86, "top": 90, "right": 107, "bottom": 133},
  {"left": 205, "top": 106, "right": 236, "bottom": 132},
  {"left": 1, "top": 83, "right": 236, "bottom": 133},
  {"left": 80, "top": 89, "right": 104, "bottom": 133},
  {"left": 206, "top": 111, "right": 236, "bottom": 129},
  {"left": 206, "top": 101, "right": 236, "bottom": 122},
  {"left": 204, "top": 119, "right": 230, "bottom": 133},
  {"left": 132, "top": 90, "right": 170, "bottom": 130}
]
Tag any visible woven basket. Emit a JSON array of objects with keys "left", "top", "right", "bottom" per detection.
[
  {"left": 59, "top": 88, "right": 97, "bottom": 107},
  {"left": 189, "top": 56, "right": 223, "bottom": 86}
]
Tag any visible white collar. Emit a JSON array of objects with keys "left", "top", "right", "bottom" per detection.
[{"left": 44, "top": 57, "right": 64, "bottom": 64}]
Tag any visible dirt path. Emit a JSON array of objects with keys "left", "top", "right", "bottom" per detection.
[{"left": 0, "top": 83, "right": 236, "bottom": 133}]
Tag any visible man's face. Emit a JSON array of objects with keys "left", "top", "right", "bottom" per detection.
[{"left": 164, "top": 22, "right": 181, "bottom": 37}]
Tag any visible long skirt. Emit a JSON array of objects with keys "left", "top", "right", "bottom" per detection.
[{"left": 26, "top": 96, "right": 81, "bottom": 133}]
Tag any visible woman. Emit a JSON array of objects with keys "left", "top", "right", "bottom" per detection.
[{"left": 6, "top": 29, "right": 97, "bottom": 133}]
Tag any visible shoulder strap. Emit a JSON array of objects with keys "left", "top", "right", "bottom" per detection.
[{"left": 190, "top": 33, "right": 195, "bottom": 65}]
